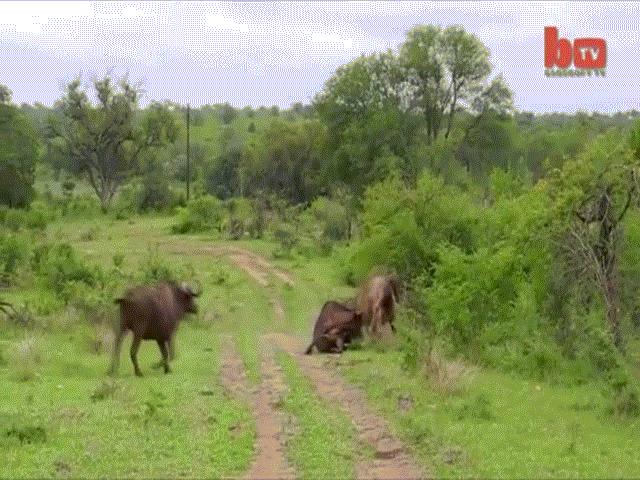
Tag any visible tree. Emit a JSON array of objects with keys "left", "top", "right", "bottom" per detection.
[
  {"left": 399, "top": 25, "right": 493, "bottom": 142},
  {"left": 454, "top": 75, "right": 516, "bottom": 174},
  {"left": 240, "top": 118, "right": 327, "bottom": 202},
  {"left": 205, "top": 126, "right": 244, "bottom": 199},
  {"left": 220, "top": 103, "right": 237, "bottom": 124},
  {"left": 548, "top": 131, "right": 640, "bottom": 348},
  {"left": 0, "top": 98, "right": 39, "bottom": 208},
  {"left": 314, "top": 50, "right": 409, "bottom": 139},
  {"left": 51, "top": 76, "right": 178, "bottom": 211}
]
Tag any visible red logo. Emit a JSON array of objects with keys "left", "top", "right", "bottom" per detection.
[{"left": 545, "top": 26, "right": 606, "bottom": 69}]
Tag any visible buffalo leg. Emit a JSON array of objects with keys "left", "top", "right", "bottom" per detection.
[
  {"left": 130, "top": 335, "right": 143, "bottom": 377},
  {"left": 157, "top": 339, "right": 171, "bottom": 374},
  {"left": 335, "top": 336, "right": 345, "bottom": 353},
  {"left": 152, "top": 335, "right": 174, "bottom": 369},
  {"left": 109, "top": 329, "right": 125, "bottom": 375},
  {"left": 168, "top": 335, "right": 176, "bottom": 361}
]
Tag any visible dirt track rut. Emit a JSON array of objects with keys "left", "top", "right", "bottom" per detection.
[{"left": 220, "top": 336, "right": 295, "bottom": 480}]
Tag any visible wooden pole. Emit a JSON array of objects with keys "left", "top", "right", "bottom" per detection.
[{"left": 186, "top": 103, "right": 190, "bottom": 201}]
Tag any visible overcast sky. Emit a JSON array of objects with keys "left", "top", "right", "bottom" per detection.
[{"left": 1, "top": 1, "right": 639, "bottom": 113}]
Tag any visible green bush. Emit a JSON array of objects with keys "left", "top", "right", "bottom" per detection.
[
  {"left": 2, "top": 206, "right": 48, "bottom": 231},
  {"left": 345, "top": 172, "right": 478, "bottom": 283},
  {"left": 138, "top": 248, "right": 182, "bottom": 284},
  {"left": 0, "top": 233, "right": 29, "bottom": 283},
  {"left": 309, "top": 197, "right": 350, "bottom": 242},
  {"left": 61, "top": 194, "right": 102, "bottom": 218},
  {"left": 273, "top": 223, "right": 298, "bottom": 258},
  {"left": 172, "top": 195, "right": 224, "bottom": 233},
  {"left": 33, "top": 243, "right": 102, "bottom": 300},
  {"left": 224, "top": 197, "right": 259, "bottom": 240}
]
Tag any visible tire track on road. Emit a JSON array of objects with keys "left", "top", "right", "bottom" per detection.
[{"left": 220, "top": 336, "right": 295, "bottom": 480}]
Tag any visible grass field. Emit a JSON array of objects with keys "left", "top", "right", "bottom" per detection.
[{"left": 1, "top": 213, "right": 640, "bottom": 478}]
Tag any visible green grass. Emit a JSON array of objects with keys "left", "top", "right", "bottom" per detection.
[
  {"left": 0, "top": 325, "right": 254, "bottom": 478},
  {"left": 334, "top": 348, "right": 640, "bottom": 478},
  {"left": 276, "top": 352, "right": 362, "bottom": 480}
]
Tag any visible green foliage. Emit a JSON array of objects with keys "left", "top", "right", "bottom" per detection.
[
  {"left": 273, "top": 223, "right": 298, "bottom": 258},
  {"left": 1, "top": 204, "right": 49, "bottom": 231},
  {"left": 224, "top": 197, "right": 258, "bottom": 240},
  {"left": 305, "top": 196, "right": 351, "bottom": 245},
  {"left": 138, "top": 248, "right": 182, "bottom": 284},
  {"left": 426, "top": 243, "right": 526, "bottom": 349},
  {"left": 172, "top": 195, "right": 225, "bottom": 233},
  {"left": 51, "top": 76, "right": 179, "bottom": 212},
  {"left": 219, "top": 103, "right": 237, "bottom": 124},
  {"left": 32, "top": 243, "right": 102, "bottom": 302},
  {"left": 0, "top": 103, "right": 39, "bottom": 208},
  {"left": 0, "top": 233, "right": 29, "bottom": 284},
  {"left": 240, "top": 118, "right": 328, "bottom": 203},
  {"left": 346, "top": 172, "right": 477, "bottom": 283}
]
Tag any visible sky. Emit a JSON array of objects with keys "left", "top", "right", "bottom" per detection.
[{"left": 1, "top": 1, "right": 639, "bottom": 113}]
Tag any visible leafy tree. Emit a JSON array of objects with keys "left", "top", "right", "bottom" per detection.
[
  {"left": 547, "top": 131, "right": 640, "bottom": 348},
  {"left": 205, "top": 126, "right": 244, "bottom": 199},
  {"left": 240, "top": 118, "right": 327, "bottom": 202},
  {"left": 399, "top": 25, "right": 494, "bottom": 142},
  {"left": 0, "top": 97, "right": 39, "bottom": 208},
  {"left": 220, "top": 102, "right": 237, "bottom": 125},
  {"left": 314, "top": 50, "right": 408, "bottom": 139},
  {"left": 51, "top": 76, "right": 178, "bottom": 211}
]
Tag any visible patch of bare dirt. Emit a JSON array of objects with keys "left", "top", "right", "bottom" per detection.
[
  {"left": 267, "top": 333, "right": 427, "bottom": 480},
  {"left": 220, "top": 336, "right": 295, "bottom": 480}
]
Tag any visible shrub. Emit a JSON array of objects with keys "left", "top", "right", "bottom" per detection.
[
  {"left": 172, "top": 195, "right": 224, "bottom": 233},
  {"left": 139, "top": 248, "right": 182, "bottom": 284},
  {"left": 224, "top": 197, "right": 258, "bottom": 240},
  {"left": 61, "top": 194, "right": 102, "bottom": 218},
  {"left": 5, "top": 424, "right": 47, "bottom": 445},
  {"left": 2, "top": 206, "right": 48, "bottom": 231},
  {"left": 33, "top": 243, "right": 102, "bottom": 300},
  {"left": 273, "top": 223, "right": 298, "bottom": 258},
  {"left": 309, "top": 197, "right": 350, "bottom": 241},
  {"left": 611, "top": 385, "right": 640, "bottom": 417},
  {"left": 0, "top": 233, "right": 29, "bottom": 284},
  {"left": 0, "top": 302, "right": 36, "bottom": 328},
  {"left": 346, "top": 172, "right": 478, "bottom": 283}
]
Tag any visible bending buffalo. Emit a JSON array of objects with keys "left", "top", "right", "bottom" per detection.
[
  {"left": 356, "top": 274, "right": 399, "bottom": 335},
  {"left": 305, "top": 301, "right": 363, "bottom": 354},
  {"left": 110, "top": 281, "right": 200, "bottom": 377}
]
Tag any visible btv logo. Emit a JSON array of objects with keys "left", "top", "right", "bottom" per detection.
[{"left": 544, "top": 27, "right": 606, "bottom": 77}]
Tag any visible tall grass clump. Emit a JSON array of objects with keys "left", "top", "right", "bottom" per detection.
[{"left": 10, "top": 336, "right": 42, "bottom": 382}]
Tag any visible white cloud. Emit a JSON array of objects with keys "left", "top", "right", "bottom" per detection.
[
  {"left": 310, "top": 32, "right": 353, "bottom": 49},
  {"left": 95, "top": 5, "right": 152, "bottom": 20},
  {"left": 205, "top": 14, "right": 249, "bottom": 33},
  {"left": 0, "top": 1, "right": 92, "bottom": 32}
]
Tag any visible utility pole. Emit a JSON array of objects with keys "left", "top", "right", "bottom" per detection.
[{"left": 186, "top": 103, "right": 190, "bottom": 202}]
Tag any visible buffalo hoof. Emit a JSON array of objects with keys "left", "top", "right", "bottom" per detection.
[{"left": 134, "top": 370, "right": 143, "bottom": 378}]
